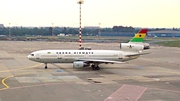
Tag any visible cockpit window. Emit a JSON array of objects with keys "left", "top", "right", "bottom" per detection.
[{"left": 31, "top": 54, "right": 34, "bottom": 56}]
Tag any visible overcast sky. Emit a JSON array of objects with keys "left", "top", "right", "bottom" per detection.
[{"left": 0, "top": 0, "right": 180, "bottom": 28}]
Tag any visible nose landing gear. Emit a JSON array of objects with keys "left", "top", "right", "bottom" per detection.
[{"left": 45, "top": 63, "right": 47, "bottom": 69}]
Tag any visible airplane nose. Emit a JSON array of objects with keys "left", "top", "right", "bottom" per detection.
[{"left": 27, "top": 55, "right": 31, "bottom": 59}]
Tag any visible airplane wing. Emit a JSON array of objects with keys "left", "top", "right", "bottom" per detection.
[
  {"left": 125, "top": 52, "right": 150, "bottom": 57},
  {"left": 76, "top": 59, "right": 125, "bottom": 64}
]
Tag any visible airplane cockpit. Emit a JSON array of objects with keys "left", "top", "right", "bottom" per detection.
[
  {"left": 27, "top": 53, "right": 36, "bottom": 60},
  {"left": 31, "top": 54, "right": 34, "bottom": 56}
]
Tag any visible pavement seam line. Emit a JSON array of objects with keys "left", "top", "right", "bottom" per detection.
[{"left": 0, "top": 63, "right": 43, "bottom": 90}]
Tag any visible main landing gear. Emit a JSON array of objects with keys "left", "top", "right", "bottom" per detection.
[
  {"left": 44, "top": 63, "right": 101, "bottom": 70},
  {"left": 45, "top": 63, "right": 47, "bottom": 69},
  {"left": 91, "top": 63, "right": 100, "bottom": 70}
]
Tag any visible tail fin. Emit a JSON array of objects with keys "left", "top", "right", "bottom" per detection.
[{"left": 129, "top": 29, "right": 148, "bottom": 43}]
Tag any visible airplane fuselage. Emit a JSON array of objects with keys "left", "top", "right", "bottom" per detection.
[{"left": 28, "top": 50, "right": 139, "bottom": 64}]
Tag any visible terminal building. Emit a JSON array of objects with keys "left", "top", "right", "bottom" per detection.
[
  {"left": 147, "top": 30, "right": 180, "bottom": 37},
  {"left": 101, "top": 30, "right": 180, "bottom": 37},
  {"left": 101, "top": 32, "right": 135, "bottom": 37}
]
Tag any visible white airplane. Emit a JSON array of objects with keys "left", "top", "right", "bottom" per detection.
[{"left": 27, "top": 30, "right": 149, "bottom": 70}]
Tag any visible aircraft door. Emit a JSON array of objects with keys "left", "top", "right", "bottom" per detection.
[
  {"left": 85, "top": 52, "right": 89, "bottom": 58},
  {"left": 36, "top": 54, "right": 40, "bottom": 59},
  {"left": 58, "top": 54, "right": 63, "bottom": 59},
  {"left": 119, "top": 53, "right": 123, "bottom": 59},
  {"left": 58, "top": 52, "right": 64, "bottom": 59}
]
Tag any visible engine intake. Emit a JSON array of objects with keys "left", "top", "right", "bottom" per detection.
[
  {"left": 73, "top": 61, "right": 90, "bottom": 68},
  {"left": 143, "top": 43, "right": 150, "bottom": 50}
]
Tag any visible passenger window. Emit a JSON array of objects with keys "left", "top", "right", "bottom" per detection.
[
  {"left": 69, "top": 52, "right": 71, "bottom": 54},
  {"left": 82, "top": 52, "right": 85, "bottom": 54},
  {"left": 62, "top": 52, "right": 64, "bottom": 54},
  {"left": 74, "top": 52, "right": 76, "bottom": 54},
  {"left": 56, "top": 52, "right": 58, "bottom": 54},
  {"left": 65, "top": 52, "right": 67, "bottom": 54},
  {"left": 86, "top": 52, "right": 88, "bottom": 54},
  {"left": 79, "top": 52, "right": 81, "bottom": 54},
  {"left": 31, "top": 54, "right": 34, "bottom": 56},
  {"left": 59, "top": 52, "right": 61, "bottom": 54}
]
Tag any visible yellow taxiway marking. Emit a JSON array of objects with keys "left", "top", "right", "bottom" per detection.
[
  {"left": 0, "top": 63, "right": 43, "bottom": 73},
  {"left": 1, "top": 75, "right": 13, "bottom": 89},
  {"left": 0, "top": 63, "right": 43, "bottom": 90},
  {"left": 1, "top": 72, "right": 36, "bottom": 91}
]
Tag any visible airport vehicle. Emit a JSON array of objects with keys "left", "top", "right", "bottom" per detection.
[
  {"left": 27, "top": 29, "right": 149, "bottom": 70},
  {"left": 120, "top": 29, "right": 150, "bottom": 50}
]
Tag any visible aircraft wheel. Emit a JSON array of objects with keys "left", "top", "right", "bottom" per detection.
[
  {"left": 92, "top": 66, "right": 100, "bottom": 70},
  {"left": 96, "top": 67, "right": 100, "bottom": 70},
  {"left": 92, "top": 67, "right": 96, "bottom": 70},
  {"left": 45, "top": 63, "right": 47, "bottom": 69},
  {"left": 91, "top": 65, "right": 95, "bottom": 70},
  {"left": 91, "top": 64, "right": 100, "bottom": 70}
]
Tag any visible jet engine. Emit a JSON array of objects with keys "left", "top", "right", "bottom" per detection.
[
  {"left": 142, "top": 43, "right": 150, "bottom": 50},
  {"left": 120, "top": 43, "right": 144, "bottom": 51},
  {"left": 73, "top": 61, "right": 90, "bottom": 68}
]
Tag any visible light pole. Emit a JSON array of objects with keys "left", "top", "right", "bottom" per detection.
[
  {"left": 77, "top": 0, "right": 84, "bottom": 49},
  {"left": 8, "top": 23, "right": 11, "bottom": 38},
  {"left": 52, "top": 23, "right": 54, "bottom": 36},
  {"left": 98, "top": 23, "right": 101, "bottom": 39}
]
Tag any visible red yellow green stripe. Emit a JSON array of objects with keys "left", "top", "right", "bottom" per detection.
[
  {"left": 133, "top": 34, "right": 146, "bottom": 38},
  {"left": 129, "top": 29, "right": 148, "bottom": 42}
]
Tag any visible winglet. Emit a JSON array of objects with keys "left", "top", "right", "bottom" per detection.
[{"left": 129, "top": 29, "right": 148, "bottom": 43}]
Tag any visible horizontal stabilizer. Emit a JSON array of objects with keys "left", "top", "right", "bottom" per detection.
[{"left": 125, "top": 52, "right": 150, "bottom": 57}]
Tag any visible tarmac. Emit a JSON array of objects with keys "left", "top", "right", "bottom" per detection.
[{"left": 0, "top": 41, "right": 180, "bottom": 101}]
